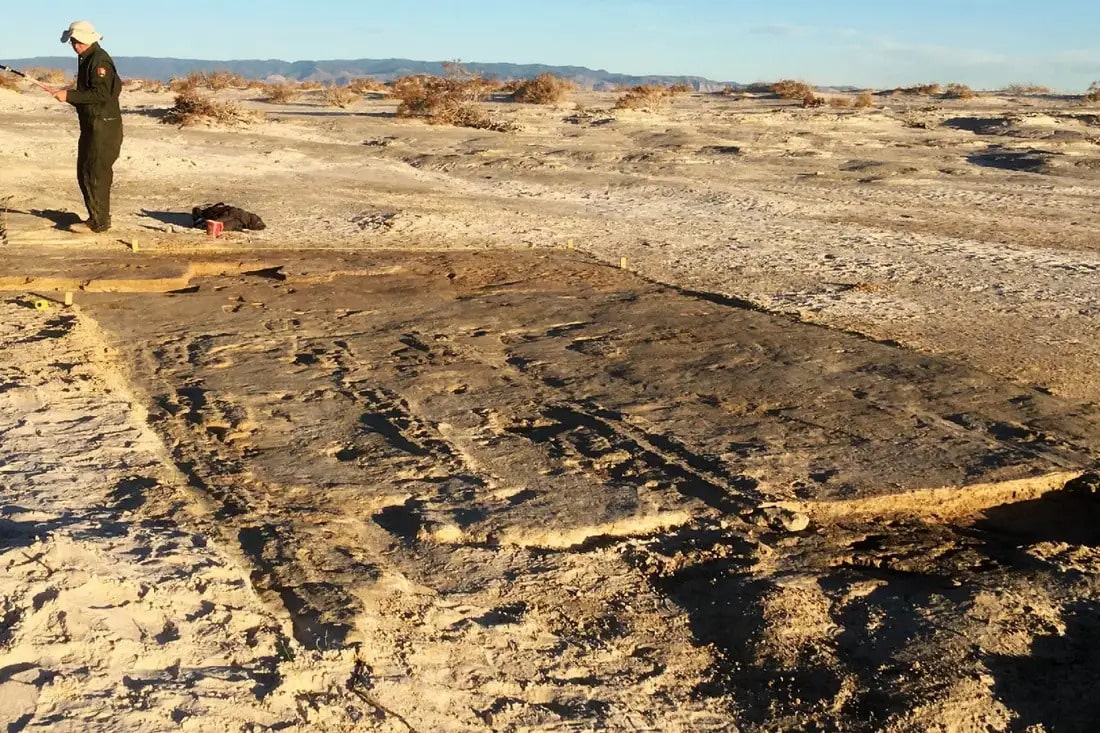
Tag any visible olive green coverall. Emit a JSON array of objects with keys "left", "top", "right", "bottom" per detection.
[{"left": 65, "top": 42, "right": 123, "bottom": 232}]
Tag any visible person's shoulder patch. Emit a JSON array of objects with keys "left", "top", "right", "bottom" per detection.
[{"left": 97, "top": 66, "right": 106, "bottom": 77}]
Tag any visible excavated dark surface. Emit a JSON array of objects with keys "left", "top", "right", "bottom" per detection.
[{"left": 76, "top": 249, "right": 1100, "bottom": 731}]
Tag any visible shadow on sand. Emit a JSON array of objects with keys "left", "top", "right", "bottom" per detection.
[
  {"left": 618, "top": 473, "right": 1100, "bottom": 730},
  {"left": 269, "top": 109, "right": 396, "bottom": 120},
  {"left": 987, "top": 599, "right": 1100, "bottom": 731},
  {"left": 21, "top": 209, "right": 82, "bottom": 230},
  {"left": 139, "top": 209, "right": 195, "bottom": 228},
  {"left": 967, "top": 146, "right": 1057, "bottom": 174}
]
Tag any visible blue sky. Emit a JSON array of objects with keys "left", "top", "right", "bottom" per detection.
[{"left": 3, "top": 1, "right": 1099, "bottom": 90}]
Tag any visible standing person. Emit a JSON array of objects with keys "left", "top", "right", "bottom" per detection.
[{"left": 52, "top": 21, "right": 123, "bottom": 234}]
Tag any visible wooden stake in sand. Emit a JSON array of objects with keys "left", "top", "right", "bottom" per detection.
[
  {"left": 64, "top": 292, "right": 73, "bottom": 306},
  {"left": 130, "top": 238, "right": 139, "bottom": 252},
  {"left": 619, "top": 257, "right": 628, "bottom": 269}
]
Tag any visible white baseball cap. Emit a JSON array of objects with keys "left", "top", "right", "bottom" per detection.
[{"left": 60, "top": 21, "right": 103, "bottom": 45}]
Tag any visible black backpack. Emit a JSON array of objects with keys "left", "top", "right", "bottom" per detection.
[{"left": 191, "top": 203, "right": 266, "bottom": 232}]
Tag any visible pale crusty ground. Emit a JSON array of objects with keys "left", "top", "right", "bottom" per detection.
[{"left": 2, "top": 82, "right": 1100, "bottom": 732}]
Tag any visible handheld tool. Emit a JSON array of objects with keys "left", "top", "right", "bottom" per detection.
[{"left": 0, "top": 64, "right": 58, "bottom": 94}]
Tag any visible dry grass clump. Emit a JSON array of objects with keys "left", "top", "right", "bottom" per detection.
[
  {"left": 393, "top": 74, "right": 514, "bottom": 131},
  {"left": 169, "top": 71, "right": 250, "bottom": 93},
  {"left": 802, "top": 93, "right": 825, "bottom": 108},
  {"left": 1085, "top": 82, "right": 1100, "bottom": 103},
  {"left": 509, "top": 73, "right": 575, "bottom": 104},
  {"left": 170, "top": 72, "right": 203, "bottom": 93},
  {"left": 347, "top": 77, "right": 386, "bottom": 94},
  {"left": 772, "top": 79, "right": 816, "bottom": 100},
  {"left": 896, "top": 83, "right": 942, "bottom": 96},
  {"left": 262, "top": 83, "right": 299, "bottom": 103},
  {"left": 828, "top": 91, "right": 876, "bottom": 109},
  {"left": 613, "top": 84, "right": 684, "bottom": 110},
  {"left": 162, "top": 89, "right": 257, "bottom": 126},
  {"left": 668, "top": 82, "right": 694, "bottom": 94},
  {"left": 744, "top": 82, "right": 776, "bottom": 94},
  {"left": 321, "top": 83, "right": 359, "bottom": 108},
  {"left": 26, "top": 68, "right": 70, "bottom": 86},
  {"left": 1001, "top": 83, "right": 1051, "bottom": 95},
  {"left": 203, "top": 71, "right": 248, "bottom": 91},
  {"left": 944, "top": 83, "right": 977, "bottom": 99},
  {"left": 131, "top": 79, "right": 168, "bottom": 93},
  {"left": 0, "top": 72, "right": 20, "bottom": 92}
]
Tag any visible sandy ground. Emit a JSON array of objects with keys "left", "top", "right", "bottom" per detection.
[{"left": 2, "top": 83, "right": 1100, "bottom": 731}]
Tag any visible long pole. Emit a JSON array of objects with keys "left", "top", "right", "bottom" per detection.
[{"left": 0, "top": 65, "right": 58, "bottom": 94}]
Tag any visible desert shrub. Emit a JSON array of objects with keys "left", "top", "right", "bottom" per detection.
[
  {"left": 170, "top": 72, "right": 204, "bottom": 93},
  {"left": 390, "top": 74, "right": 427, "bottom": 98},
  {"left": 393, "top": 74, "right": 514, "bottom": 131},
  {"left": 802, "top": 93, "right": 825, "bottom": 108},
  {"left": 893, "top": 84, "right": 946, "bottom": 96},
  {"left": 394, "top": 72, "right": 495, "bottom": 104},
  {"left": 162, "top": 89, "right": 257, "bottom": 126},
  {"left": 509, "top": 73, "right": 575, "bottom": 104},
  {"left": 440, "top": 61, "right": 464, "bottom": 78},
  {"left": 438, "top": 61, "right": 507, "bottom": 92},
  {"left": 854, "top": 91, "right": 875, "bottom": 108},
  {"left": 772, "top": 79, "right": 815, "bottom": 100},
  {"left": 1001, "top": 83, "right": 1051, "bottom": 95},
  {"left": 321, "top": 83, "right": 359, "bottom": 108},
  {"left": 829, "top": 96, "right": 852, "bottom": 108},
  {"left": 745, "top": 81, "right": 775, "bottom": 94},
  {"left": 614, "top": 84, "right": 677, "bottom": 110},
  {"left": 441, "top": 60, "right": 477, "bottom": 81},
  {"left": 203, "top": 71, "right": 247, "bottom": 91},
  {"left": 347, "top": 77, "right": 385, "bottom": 94},
  {"left": 944, "top": 83, "right": 976, "bottom": 99},
  {"left": 299, "top": 80, "right": 323, "bottom": 91},
  {"left": 1085, "top": 82, "right": 1100, "bottom": 103},
  {"left": 896, "top": 83, "right": 942, "bottom": 96},
  {"left": 130, "top": 79, "right": 168, "bottom": 93},
  {"left": 0, "top": 73, "right": 20, "bottom": 92},
  {"left": 668, "top": 82, "right": 694, "bottom": 94},
  {"left": 262, "top": 83, "right": 299, "bottom": 103}
]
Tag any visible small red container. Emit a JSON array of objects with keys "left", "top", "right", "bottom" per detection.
[{"left": 206, "top": 220, "right": 224, "bottom": 238}]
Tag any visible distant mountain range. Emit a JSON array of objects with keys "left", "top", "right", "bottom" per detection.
[{"left": 0, "top": 56, "right": 738, "bottom": 92}]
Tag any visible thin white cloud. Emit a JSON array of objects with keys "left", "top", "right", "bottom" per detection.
[
  {"left": 747, "top": 24, "right": 858, "bottom": 39},
  {"left": 1046, "top": 50, "right": 1100, "bottom": 75},
  {"left": 860, "top": 38, "right": 1100, "bottom": 89},
  {"left": 870, "top": 39, "right": 1010, "bottom": 68}
]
